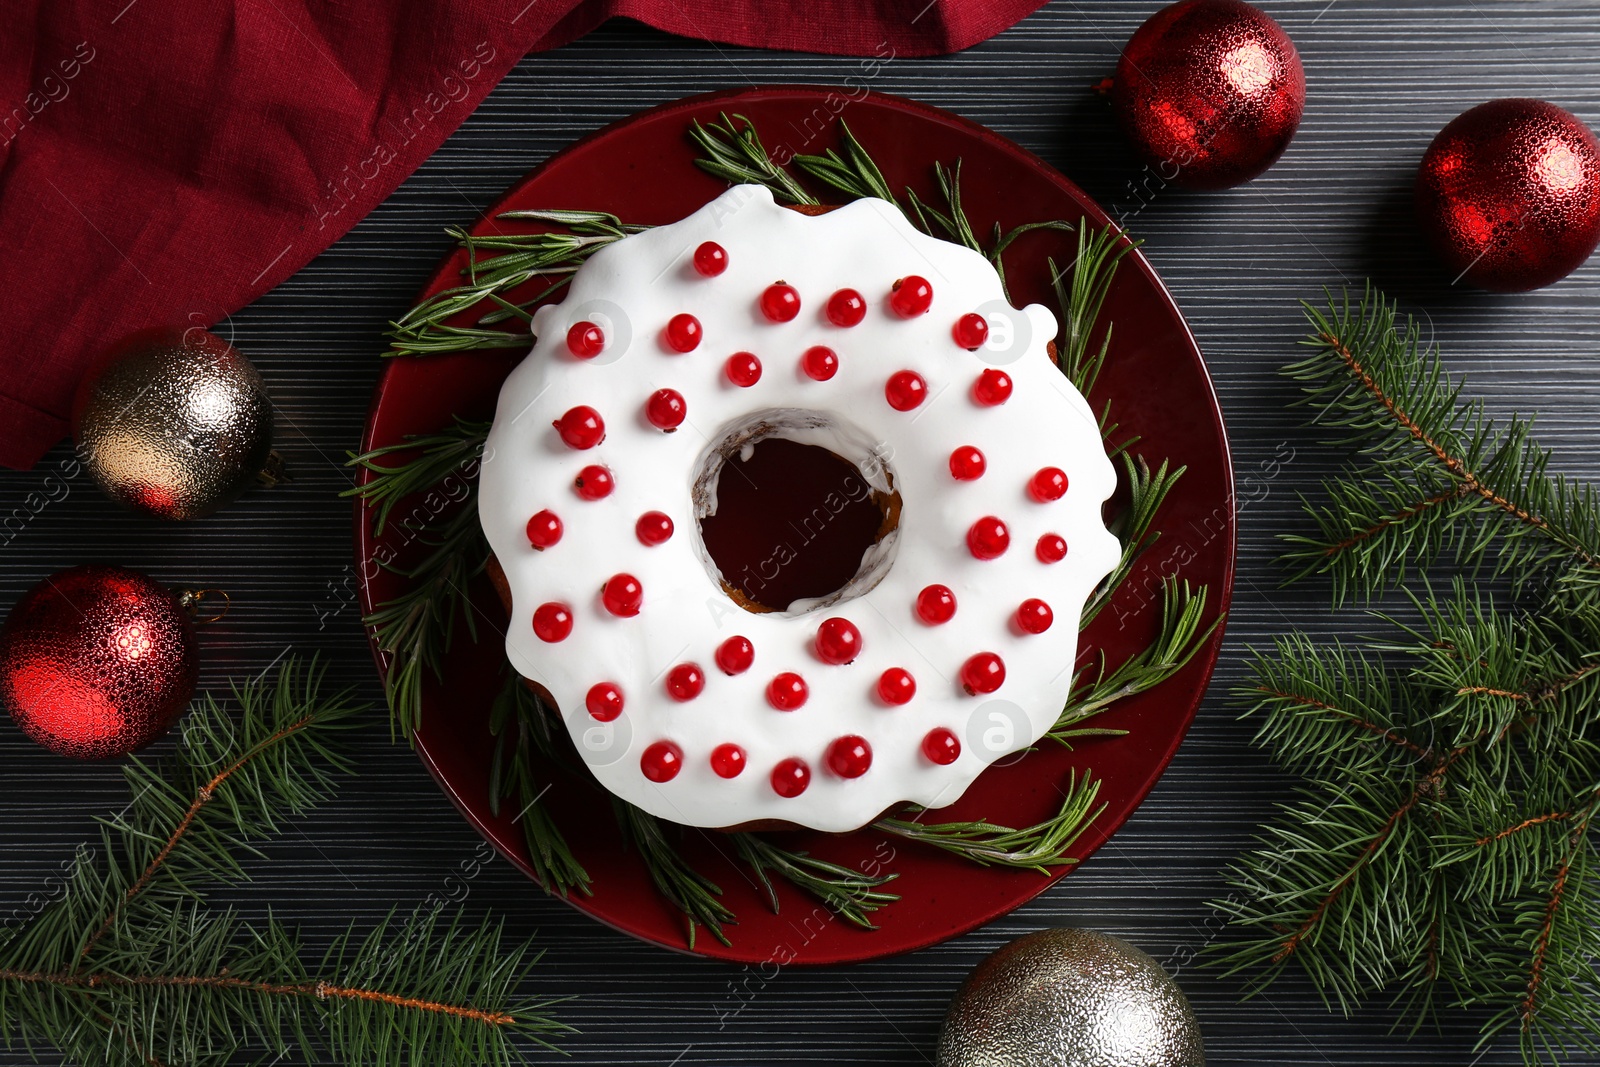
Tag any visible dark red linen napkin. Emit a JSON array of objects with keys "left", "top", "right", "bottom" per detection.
[{"left": 0, "top": 0, "right": 1045, "bottom": 469}]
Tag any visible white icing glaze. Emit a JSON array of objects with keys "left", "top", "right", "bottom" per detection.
[{"left": 479, "top": 185, "right": 1120, "bottom": 832}]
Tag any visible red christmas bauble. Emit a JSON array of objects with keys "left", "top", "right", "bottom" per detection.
[
  {"left": 1415, "top": 99, "right": 1600, "bottom": 291},
  {"left": 0, "top": 565, "right": 198, "bottom": 758},
  {"left": 1112, "top": 0, "right": 1305, "bottom": 190}
]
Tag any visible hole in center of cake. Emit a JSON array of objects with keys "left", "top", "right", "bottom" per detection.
[{"left": 694, "top": 411, "right": 901, "bottom": 616}]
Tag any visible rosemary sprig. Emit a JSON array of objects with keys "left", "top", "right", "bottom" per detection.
[
  {"left": 612, "top": 802, "right": 734, "bottom": 949},
  {"left": 1052, "top": 224, "right": 1140, "bottom": 402},
  {"left": 688, "top": 113, "right": 818, "bottom": 206},
  {"left": 487, "top": 674, "right": 591, "bottom": 898},
  {"left": 791, "top": 121, "right": 895, "bottom": 202},
  {"left": 348, "top": 422, "right": 493, "bottom": 738},
  {"left": 904, "top": 160, "right": 983, "bottom": 253},
  {"left": 731, "top": 834, "right": 900, "bottom": 929},
  {"left": 387, "top": 212, "right": 646, "bottom": 358},
  {"left": 362, "top": 503, "right": 490, "bottom": 740},
  {"left": 1080, "top": 455, "right": 1189, "bottom": 629},
  {"left": 875, "top": 773, "right": 1105, "bottom": 874},
  {"left": 345, "top": 417, "right": 489, "bottom": 535},
  {"left": 1055, "top": 580, "right": 1219, "bottom": 740}
]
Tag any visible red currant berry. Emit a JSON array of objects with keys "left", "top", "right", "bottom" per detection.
[
  {"left": 916, "top": 584, "right": 957, "bottom": 625},
  {"left": 1036, "top": 533, "right": 1068, "bottom": 563},
  {"left": 693, "top": 241, "right": 728, "bottom": 276},
  {"left": 771, "top": 757, "right": 811, "bottom": 798},
  {"left": 641, "top": 740, "right": 683, "bottom": 783},
  {"left": 801, "top": 345, "right": 838, "bottom": 381},
  {"left": 646, "top": 388, "right": 687, "bottom": 431},
  {"left": 826, "top": 735, "right": 872, "bottom": 779},
  {"left": 767, "top": 672, "right": 809, "bottom": 711},
  {"left": 526, "top": 509, "right": 562, "bottom": 549},
  {"left": 922, "top": 727, "right": 961, "bottom": 765},
  {"left": 566, "top": 321, "right": 605, "bottom": 359},
  {"left": 636, "top": 511, "right": 674, "bottom": 545},
  {"left": 602, "top": 573, "right": 643, "bottom": 617},
  {"left": 760, "top": 282, "right": 801, "bottom": 322},
  {"left": 665, "top": 313, "right": 702, "bottom": 352},
  {"left": 952, "top": 313, "right": 989, "bottom": 350},
  {"left": 1029, "top": 467, "right": 1069, "bottom": 502},
  {"left": 574, "top": 465, "right": 614, "bottom": 500},
  {"left": 877, "top": 667, "right": 916, "bottom": 705},
  {"left": 554, "top": 405, "right": 605, "bottom": 449},
  {"left": 532, "top": 602, "right": 573, "bottom": 643},
  {"left": 826, "top": 288, "right": 867, "bottom": 327},
  {"left": 814, "top": 617, "right": 862, "bottom": 664},
  {"left": 666, "top": 663, "right": 705, "bottom": 701},
  {"left": 973, "top": 368, "right": 1013, "bottom": 406},
  {"left": 710, "top": 743, "right": 746, "bottom": 779},
  {"left": 715, "top": 635, "right": 754, "bottom": 675},
  {"left": 960, "top": 652, "right": 1006, "bottom": 695},
  {"left": 586, "top": 681, "right": 624, "bottom": 722},
  {"left": 949, "top": 446, "right": 986, "bottom": 481},
  {"left": 885, "top": 370, "right": 927, "bottom": 411},
  {"left": 967, "top": 516, "right": 1010, "bottom": 560},
  {"left": 725, "top": 351, "right": 762, "bottom": 387},
  {"left": 1016, "top": 599, "right": 1054, "bottom": 634},
  {"left": 890, "top": 275, "right": 933, "bottom": 317}
]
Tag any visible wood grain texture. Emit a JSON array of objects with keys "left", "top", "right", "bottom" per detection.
[{"left": 3, "top": 2, "right": 1600, "bottom": 1063}]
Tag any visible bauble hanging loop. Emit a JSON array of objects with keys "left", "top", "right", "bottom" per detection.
[
  {"left": 72, "top": 326, "right": 286, "bottom": 520},
  {"left": 0, "top": 564, "right": 202, "bottom": 759},
  {"left": 1415, "top": 98, "right": 1600, "bottom": 291},
  {"left": 937, "top": 927, "right": 1204, "bottom": 1066},
  {"left": 1111, "top": 0, "right": 1305, "bottom": 190}
]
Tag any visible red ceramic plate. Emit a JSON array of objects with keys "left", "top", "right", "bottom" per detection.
[{"left": 355, "top": 87, "right": 1235, "bottom": 965}]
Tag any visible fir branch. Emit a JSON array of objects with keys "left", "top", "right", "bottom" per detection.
[
  {"left": 1218, "top": 283, "right": 1600, "bottom": 1065},
  {"left": 1283, "top": 287, "right": 1600, "bottom": 601},
  {"left": 0, "top": 658, "right": 565, "bottom": 1066},
  {"left": 486, "top": 674, "right": 591, "bottom": 899},
  {"left": 1241, "top": 634, "right": 1432, "bottom": 775},
  {"left": 688, "top": 114, "right": 817, "bottom": 206},
  {"left": 730, "top": 834, "right": 899, "bottom": 930},
  {"left": 79, "top": 668, "right": 359, "bottom": 962},
  {"left": 874, "top": 773, "right": 1104, "bottom": 874},
  {"left": 612, "top": 802, "right": 733, "bottom": 949},
  {"left": 1054, "top": 580, "right": 1218, "bottom": 739}
]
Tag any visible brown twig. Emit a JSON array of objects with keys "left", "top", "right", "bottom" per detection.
[
  {"left": 1272, "top": 746, "right": 1466, "bottom": 964},
  {"left": 1254, "top": 686, "right": 1429, "bottom": 760},
  {"left": 1316, "top": 329, "right": 1600, "bottom": 571},
  {"left": 1320, "top": 487, "right": 1469, "bottom": 557},
  {"left": 1521, "top": 796, "right": 1600, "bottom": 1028},
  {"left": 1457, "top": 662, "right": 1600, "bottom": 705},
  {"left": 78, "top": 715, "right": 316, "bottom": 963},
  {"left": 0, "top": 968, "right": 518, "bottom": 1027},
  {"left": 1474, "top": 811, "right": 1572, "bottom": 847}
]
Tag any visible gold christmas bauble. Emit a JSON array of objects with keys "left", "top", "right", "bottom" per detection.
[
  {"left": 71, "top": 327, "right": 282, "bottom": 520},
  {"left": 937, "top": 928, "right": 1205, "bottom": 1067}
]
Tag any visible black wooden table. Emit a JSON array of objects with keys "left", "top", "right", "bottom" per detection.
[{"left": 5, "top": 2, "right": 1599, "bottom": 1063}]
